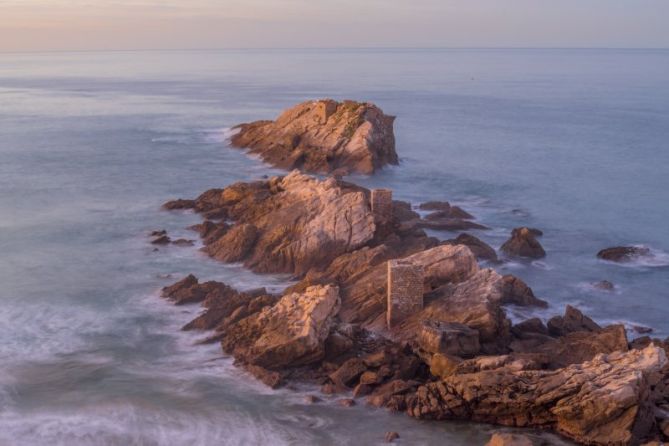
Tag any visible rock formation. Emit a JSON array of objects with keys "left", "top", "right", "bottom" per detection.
[
  {"left": 500, "top": 227, "right": 546, "bottom": 259},
  {"left": 230, "top": 99, "right": 398, "bottom": 174},
  {"left": 597, "top": 246, "right": 651, "bottom": 263}
]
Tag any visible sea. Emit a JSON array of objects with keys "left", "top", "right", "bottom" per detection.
[{"left": 1, "top": 48, "right": 668, "bottom": 445}]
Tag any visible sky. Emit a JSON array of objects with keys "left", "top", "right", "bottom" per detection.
[{"left": 1, "top": 0, "right": 669, "bottom": 52}]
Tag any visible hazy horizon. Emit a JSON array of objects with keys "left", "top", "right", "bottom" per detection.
[{"left": 2, "top": 0, "right": 669, "bottom": 52}]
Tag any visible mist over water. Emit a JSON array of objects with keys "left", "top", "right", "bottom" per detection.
[{"left": 1, "top": 49, "right": 668, "bottom": 445}]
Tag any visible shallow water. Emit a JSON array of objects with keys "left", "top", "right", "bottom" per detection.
[{"left": 1, "top": 48, "right": 668, "bottom": 445}]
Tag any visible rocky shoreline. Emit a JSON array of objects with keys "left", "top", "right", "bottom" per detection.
[{"left": 154, "top": 100, "right": 669, "bottom": 445}]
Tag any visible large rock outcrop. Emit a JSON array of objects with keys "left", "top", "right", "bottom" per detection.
[
  {"left": 230, "top": 99, "right": 398, "bottom": 174},
  {"left": 221, "top": 285, "right": 341, "bottom": 369},
  {"left": 401, "top": 345, "right": 667, "bottom": 446},
  {"left": 164, "top": 171, "right": 376, "bottom": 275}
]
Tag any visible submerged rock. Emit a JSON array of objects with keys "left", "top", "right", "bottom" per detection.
[
  {"left": 597, "top": 246, "right": 651, "bottom": 263},
  {"left": 593, "top": 280, "right": 615, "bottom": 291},
  {"left": 230, "top": 99, "right": 398, "bottom": 174},
  {"left": 500, "top": 227, "right": 546, "bottom": 259}
]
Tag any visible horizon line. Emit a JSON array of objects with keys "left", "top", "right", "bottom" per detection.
[{"left": 2, "top": 46, "right": 669, "bottom": 55}]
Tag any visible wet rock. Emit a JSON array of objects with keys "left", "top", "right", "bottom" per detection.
[
  {"left": 150, "top": 229, "right": 166, "bottom": 237},
  {"left": 171, "top": 238, "right": 194, "bottom": 246},
  {"left": 221, "top": 285, "right": 341, "bottom": 369},
  {"left": 593, "top": 280, "right": 615, "bottom": 291},
  {"left": 304, "top": 395, "right": 322, "bottom": 404},
  {"left": 161, "top": 274, "right": 205, "bottom": 305},
  {"left": 384, "top": 431, "right": 400, "bottom": 443},
  {"left": 243, "top": 364, "right": 283, "bottom": 389},
  {"left": 161, "top": 198, "right": 196, "bottom": 210},
  {"left": 500, "top": 275, "right": 548, "bottom": 308},
  {"left": 416, "top": 218, "right": 489, "bottom": 232},
  {"left": 444, "top": 233, "right": 498, "bottom": 262},
  {"left": 329, "top": 358, "right": 367, "bottom": 387},
  {"left": 547, "top": 305, "right": 601, "bottom": 337},
  {"left": 404, "top": 345, "right": 667, "bottom": 446},
  {"left": 353, "top": 383, "right": 372, "bottom": 397},
  {"left": 424, "top": 206, "right": 474, "bottom": 220},
  {"left": 230, "top": 99, "right": 398, "bottom": 174},
  {"left": 500, "top": 227, "right": 546, "bottom": 259},
  {"left": 597, "top": 246, "right": 651, "bottom": 262},
  {"left": 151, "top": 235, "right": 171, "bottom": 245},
  {"left": 417, "top": 321, "right": 480, "bottom": 357},
  {"left": 633, "top": 325, "right": 654, "bottom": 334},
  {"left": 338, "top": 398, "right": 356, "bottom": 407},
  {"left": 485, "top": 432, "right": 534, "bottom": 446}
]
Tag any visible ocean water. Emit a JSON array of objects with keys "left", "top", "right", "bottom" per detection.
[{"left": 1, "top": 48, "right": 668, "bottom": 445}]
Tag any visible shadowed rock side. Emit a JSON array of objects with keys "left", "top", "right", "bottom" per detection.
[
  {"left": 160, "top": 173, "right": 669, "bottom": 445},
  {"left": 230, "top": 99, "right": 398, "bottom": 174}
]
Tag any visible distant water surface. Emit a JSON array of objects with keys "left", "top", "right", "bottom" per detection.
[{"left": 1, "top": 48, "right": 668, "bottom": 445}]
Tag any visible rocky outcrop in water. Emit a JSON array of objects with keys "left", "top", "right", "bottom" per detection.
[
  {"left": 500, "top": 227, "right": 546, "bottom": 259},
  {"left": 598, "top": 246, "right": 651, "bottom": 263},
  {"left": 230, "top": 99, "right": 398, "bottom": 174}
]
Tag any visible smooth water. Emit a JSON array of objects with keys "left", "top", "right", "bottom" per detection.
[{"left": 1, "top": 49, "right": 668, "bottom": 445}]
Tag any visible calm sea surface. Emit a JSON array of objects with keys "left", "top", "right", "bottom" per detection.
[{"left": 1, "top": 49, "right": 668, "bottom": 445}]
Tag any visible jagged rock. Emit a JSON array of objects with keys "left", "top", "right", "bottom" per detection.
[
  {"left": 171, "top": 238, "right": 194, "bottom": 246},
  {"left": 547, "top": 305, "right": 601, "bottom": 337},
  {"left": 161, "top": 274, "right": 205, "bottom": 305},
  {"left": 485, "top": 433, "right": 534, "bottom": 446},
  {"left": 500, "top": 227, "right": 546, "bottom": 259},
  {"left": 329, "top": 358, "right": 367, "bottom": 387},
  {"left": 597, "top": 246, "right": 651, "bottom": 263},
  {"left": 500, "top": 275, "right": 548, "bottom": 308},
  {"left": 403, "top": 345, "right": 667, "bottom": 446},
  {"left": 205, "top": 223, "right": 258, "bottom": 262},
  {"left": 168, "top": 172, "right": 377, "bottom": 275},
  {"left": 230, "top": 99, "right": 398, "bottom": 174},
  {"left": 511, "top": 318, "right": 548, "bottom": 336},
  {"left": 428, "top": 353, "right": 463, "bottom": 379},
  {"left": 221, "top": 285, "right": 341, "bottom": 369},
  {"left": 444, "top": 233, "right": 498, "bottom": 262},
  {"left": 399, "top": 268, "right": 510, "bottom": 349},
  {"left": 417, "top": 321, "right": 480, "bottom": 357}
]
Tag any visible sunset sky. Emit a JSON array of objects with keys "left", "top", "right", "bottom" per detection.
[{"left": 2, "top": 0, "right": 669, "bottom": 52}]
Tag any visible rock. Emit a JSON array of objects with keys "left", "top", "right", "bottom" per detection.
[
  {"left": 205, "top": 223, "right": 258, "bottom": 262},
  {"left": 221, "top": 285, "right": 341, "bottom": 369},
  {"left": 417, "top": 321, "right": 480, "bottom": 357},
  {"left": 400, "top": 268, "right": 510, "bottom": 348},
  {"left": 485, "top": 432, "right": 534, "bottom": 446},
  {"left": 161, "top": 198, "right": 195, "bottom": 210},
  {"left": 151, "top": 235, "right": 171, "bottom": 245},
  {"left": 418, "top": 201, "right": 451, "bottom": 211},
  {"left": 353, "top": 383, "right": 372, "bottom": 397},
  {"left": 171, "top": 238, "right": 194, "bottom": 246},
  {"left": 633, "top": 325, "right": 654, "bottom": 334},
  {"left": 444, "top": 233, "right": 498, "bottom": 262},
  {"left": 511, "top": 318, "right": 548, "bottom": 336},
  {"left": 367, "top": 379, "right": 419, "bottom": 409},
  {"left": 428, "top": 353, "right": 462, "bottom": 379},
  {"left": 230, "top": 99, "right": 398, "bottom": 174},
  {"left": 547, "top": 305, "right": 601, "bottom": 337},
  {"left": 161, "top": 274, "right": 205, "bottom": 305},
  {"left": 597, "top": 246, "right": 651, "bottom": 263},
  {"left": 424, "top": 206, "right": 474, "bottom": 220},
  {"left": 593, "top": 280, "right": 615, "bottom": 291},
  {"left": 329, "top": 358, "right": 367, "bottom": 387},
  {"left": 150, "top": 230, "right": 166, "bottom": 237},
  {"left": 384, "top": 431, "right": 400, "bottom": 443},
  {"left": 338, "top": 398, "right": 356, "bottom": 407},
  {"left": 304, "top": 395, "right": 322, "bottom": 404},
  {"left": 403, "top": 345, "right": 668, "bottom": 446},
  {"left": 500, "top": 227, "right": 546, "bottom": 259},
  {"left": 532, "top": 324, "right": 629, "bottom": 369},
  {"left": 242, "top": 364, "right": 283, "bottom": 388},
  {"left": 500, "top": 275, "right": 548, "bottom": 308},
  {"left": 174, "top": 172, "right": 377, "bottom": 275}
]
